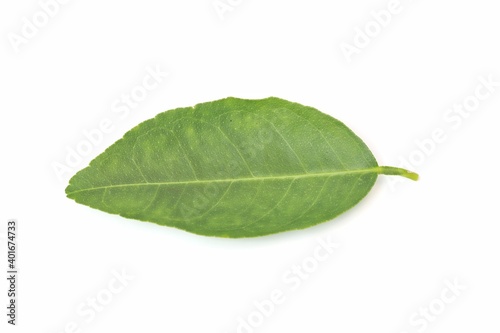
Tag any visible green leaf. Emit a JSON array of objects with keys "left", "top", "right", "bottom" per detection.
[{"left": 66, "top": 97, "right": 417, "bottom": 238}]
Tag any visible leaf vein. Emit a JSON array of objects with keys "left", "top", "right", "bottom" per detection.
[{"left": 66, "top": 168, "right": 381, "bottom": 195}]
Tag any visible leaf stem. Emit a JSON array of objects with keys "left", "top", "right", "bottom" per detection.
[{"left": 376, "top": 166, "right": 419, "bottom": 181}]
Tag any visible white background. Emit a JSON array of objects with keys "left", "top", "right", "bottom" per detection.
[{"left": 1, "top": 0, "right": 500, "bottom": 332}]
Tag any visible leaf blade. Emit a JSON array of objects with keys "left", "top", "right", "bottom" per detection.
[{"left": 66, "top": 97, "right": 416, "bottom": 237}]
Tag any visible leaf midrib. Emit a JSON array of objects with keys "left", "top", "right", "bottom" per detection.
[{"left": 67, "top": 167, "right": 380, "bottom": 196}]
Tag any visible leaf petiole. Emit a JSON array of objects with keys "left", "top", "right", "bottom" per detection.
[{"left": 377, "top": 166, "right": 419, "bottom": 181}]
